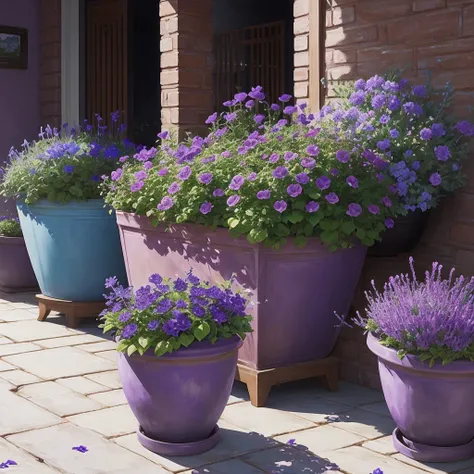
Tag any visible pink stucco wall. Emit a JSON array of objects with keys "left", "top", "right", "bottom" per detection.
[{"left": 0, "top": 0, "right": 40, "bottom": 215}]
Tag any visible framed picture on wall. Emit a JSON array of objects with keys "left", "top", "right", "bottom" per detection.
[{"left": 0, "top": 26, "right": 28, "bottom": 69}]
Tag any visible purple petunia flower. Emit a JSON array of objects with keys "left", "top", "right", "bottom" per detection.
[
  {"left": 306, "top": 145, "right": 320, "bottom": 156},
  {"left": 389, "top": 129, "right": 399, "bottom": 138},
  {"left": 157, "top": 131, "right": 169, "bottom": 140},
  {"left": 429, "top": 172, "right": 442, "bottom": 186},
  {"left": 270, "top": 103, "right": 281, "bottom": 111},
  {"left": 435, "top": 145, "right": 451, "bottom": 161},
  {"left": 249, "top": 86, "right": 265, "bottom": 101},
  {"left": 118, "top": 312, "right": 132, "bottom": 323},
  {"left": 412, "top": 85, "right": 427, "bottom": 97},
  {"left": 380, "top": 114, "right": 390, "bottom": 125},
  {"left": 284, "top": 151, "right": 297, "bottom": 161},
  {"left": 227, "top": 195, "right": 240, "bottom": 207},
  {"left": 135, "top": 170, "right": 147, "bottom": 181},
  {"left": 130, "top": 181, "right": 144, "bottom": 192},
  {"left": 158, "top": 168, "right": 168, "bottom": 176},
  {"left": 387, "top": 96, "right": 401, "bottom": 111},
  {"left": 64, "top": 165, "right": 75, "bottom": 174},
  {"left": 368, "top": 204, "right": 380, "bottom": 215},
  {"left": 72, "top": 446, "right": 88, "bottom": 454},
  {"left": 177, "top": 166, "right": 192, "bottom": 181},
  {"left": 456, "top": 120, "right": 474, "bottom": 136},
  {"left": 200, "top": 202, "right": 213, "bottom": 215},
  {"left": 224, "top": 112, "right": 237, "bottom": 122},
  {"left": 111, "top": 168, "right": 123, "bottom": 181},
  {"left": 325, "top": 193, "right": 339, "bottom": 205},
  {"left": 279, "top": 94, "right": 292, "bottom": 102},
  {"left": 287, "top": 184, "right": 303, "bottom": 198},
  {"left": 316, "top": 176, "right": 331, "bottom": 190},
  {"left": 346, "top": 176, "right": 358, "bottom": 188},
  {"left": 349, "top": 90, "right": 366, "bottom": 106},
  {"left": 272, "top": 166, "right": 289, "bottom": 179},
  {"left": 122, "top": 323, "right": 138, "bottom": 339},
  {"left": 306, "top": 201, "right": 320, "bottom": 213},
  {"left": 420, "top": 128, "right": 432, "bottom": 140},
  {"left": 354, "top": 78, "right": 366, "bottom": 90},
  {"left": 245, "top": 100, "right": 255, "bottom": 109},
  {"left": 229, "top": 175, "right": 245, "bottom": 190},
  {"left": 382, "top": 196, "right": 392, "bottom": 207},
  {"left": 284, "top": 105, "right": 298, "bottom": 115},
  {"left": 148, "top": 320, "right": 160, "bottom": 331},
  {"left": 273, "top": 200, "right": 287, "bottom": 213},
  {"left": 347, "top": 203, "right": 362, "bottom": 217},
  {"left": 431, "top": 123, "right": 445, "bottom": 137},
  {"left": 199, "top": 172, "right": 213, "bottom": 184},
  {"left": 371, "top": 94, "right": 386, "bottom": 109},
  {"left": 287, "top": 439, "right": 297, "bottom": 446},
  {"left": 296, "top": 172, "right": 310, "bottom": 185},
  {"left": 168, "top": 182, "right": 181, "bottom": 194},
  {"left": 300, "top": 157, "right": 315, "bottom": 169},
  {"left": 213, "top": 188, "right": 224, "bottom": 197},
  {"left": 336, "top": 150, "right": 350, "bottom": 163},
  {"left": 403, "top": 101, "right": 422, "bottom": 116},
  {"left": 377, "top": 139, "right": 391, "bottom": 151},
  {"left": 234, "top": 92, "right": 247, "bottom": 103},
  {"left": 254, "top": 114, "right": 265, "bottom": 124},
  {"left": 205, "top": 112, "right": 218, "bottom": 124},
  {"left": 247, "top": 172, "right": 257, "bottom": 181},
  {"left": 385, "top": 218, "right": 395, "bottom": 228},
  {"left": 157, "top": 196, "right": 174, "bottom": 211},
  {"left": 257, "top": 190, "right": 271, "bottom": 200}
]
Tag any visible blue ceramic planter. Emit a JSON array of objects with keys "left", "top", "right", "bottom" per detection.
[{"left": 17, "top": 199, "right": 127, "bottom": 301}]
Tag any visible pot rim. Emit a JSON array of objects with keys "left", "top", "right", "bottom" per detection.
[
  {"left": 17, "top": 199, "right": 108, "bottom": 210},
  {"left": 122, "top": 335, "right": 243, "bottom": 363},
  {"left": 367, "top": 332, "right": 474, "bottom": 375},
  {"left": 0, "top": 235, "right": 25, "bottom": 244}
]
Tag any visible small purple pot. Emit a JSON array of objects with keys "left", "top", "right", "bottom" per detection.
[
  {"left": 367, "top": 333, "right": 474, "bottom": 462},
  {"left": 0, "top": 236, "right": 37, "bottom": 292},
  {"left": 117, "top": 336, "right": 242, "bottom": 456}
]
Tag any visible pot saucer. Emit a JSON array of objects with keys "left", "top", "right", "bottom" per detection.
[
  {"left": 393, "top": 427, "right": 474, "bottom": 463},
  {"left": 137, "top": 425, "right": 220, "bottom": 456}
]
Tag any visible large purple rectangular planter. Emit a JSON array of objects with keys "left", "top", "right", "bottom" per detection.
[{"left": 117, "top": 212, "right": 367, "bottom": 371}]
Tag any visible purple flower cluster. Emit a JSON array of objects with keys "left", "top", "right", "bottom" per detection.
[{"left": 360, "top": 258, "right": 474, "bottom": 363}]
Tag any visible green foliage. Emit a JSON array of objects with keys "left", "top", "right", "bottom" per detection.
[{"left": 0, "top": 217, "right": 22, "bottom": 237}]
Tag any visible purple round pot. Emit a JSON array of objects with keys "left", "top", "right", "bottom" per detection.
[
  {"left": 0, "top": 236, "right": 37, "bottom": 292},
  {"left": 117, "top": 336, "right": 242, "bottom": 456},
  {"left": 367, "top": 333, "right": 474, "bottom": 462}
]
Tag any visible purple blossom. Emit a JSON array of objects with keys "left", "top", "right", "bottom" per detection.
[
  {"left": 158, "top": 131, "right": 169, "bottom": 140},
  {"left": 403, "top": 102, "right": 422, "bottom": 116},
  {"left": 385, "top": 218, "right": 395, "bottom": 228},
  {"left": 122, "top": 323, "right": 138, "bottom": 339},
  {"left": 325, "top": 193, "right": 339, "bottom": 205},
  {"left": 269, "top": 153, "right": 280, "bottom": 163},
  {"left": 420, "top": 128, "right": 432, "bottom": 140},
  {"left": 249, "top": 86, "right": 265, "bottom": 101},
  {"left": 347, "top": 203, "right": 362, "bottom": 217},
  {"left": 168, "top": 182, "right": 181, "bottom": 194},
  {"left": 221, "top": 150, "right": 232, "bottom": 158},
  {"left": 368, "top": 204, "right": 380, "bottom": 215},
  {"left": 273, "top": 200, "right": 287, "bottom": 213},
  {"left": 270, "top": 103, "right": 280, "bottom": 111},
  {"left": 284, "top": 105, "right": 298, "bottom": 115},
  {"left": 316, "top": 176, "right": 331, "bottom": 190},
  {"left": 412, "top": 85, "right": 427, "bottom": 97},
  {"left": 382, "top": 196, "right": 392, "bottom": 207},
  {"left": 431, "top": 123, "right": 445, "bottom": 137},
  {"left": 287, "top": 184, "right": 303, "bottom": 198},
  {"left": 435, "top": 145, "right": 451, "bottom": 161},
  {"left": 349, "top": 90, "right": 367, "bottom": 106},
  {"left": 336, "top": 150, "right": 350, "bottom": 163},
  {"left": 371, "top": 94, "right": 386, "bottom": 109},
  {"left": 64, "top": 165, "right": 75, "bottom": 174},
  {"left": 118, "top": 312, "right": 132, "bottom": 323},
  {"left": 135, "top": 170, "right": 147, "bottom": 181},
  {"left": 229, "top": 175, "right": 245, "bottom": 190},
  {"left": 354, "top": 78, "right": 366, "bottom": 90},
  {"left": 199, "top": 172, "right": 213, "bottom": 184},
  {"left": 284, "top": 151, "right": 297, "bottom": 161},
  {"left": 306, "top": 201, "right": 320, "bottom": 213},
  {"left": 158, "top": 168, "right": 168, "bottom": 176},
  {"left": 148, "top": 320, "right": 160, "bottom": 330},
  {"left": 389, "top": 129, "right": 399, "bottom": 139},
  {"left": 272, "top": 166, "right": 289, "bottom": 179},
  {"left": 227, "top": 195, "right": 240, "bottom": 207},
  {"left": 346, "top": 176, "right": 358, "bottom": 188},
  {"left": 162, "top": 312, "right": 192, "bottom": 337},
  {"left": 279, "top": 94, "right": 292, "bottom": 102},
  {"left": 301, "top": 158, "right": 316, "bottom": 169},
  {"left": 224, "top": 112, "right": 237, "bottom": 122},
  {"left": 387, "top": 96, "right": 401, "bottom": 111},
  {"left": 366, "top": 75, "right": 384, "bottom": 90},
  {"left": 245, "top": 100, "right": 255, "bottom": 109},
  {"left": 254, "top": 114, "right": 265, "bottom": 124},
  {"left": 213, "top": 188, "right": 224, "bottom": 197},
  {"left": 405, "top": 150, "right": 414, "bottom": 158},
  {"left": 257, "top": 190, "right": 271, "bottom": 200},
  {"left": 455, "top": 120, "right": 474, "bottom": 136},
  {"left": 200, "top": 202, "right": 213, "bottom": 215},
  {"left": 72, "top": 446, "right": 88, "bottom": 454},
  {"left": 215, "top": 127, "right": 228, "bottom": 137},
  {"left": 296, "top": 172, "right": 310, "bottom": 185},
  {"left": 380, "top": 114, "right": 390, "bottom": 125},
  {"left": 130, "top": 181, "right": 144, "bottom": 192},
  {"left": 234, "top": 92, "right": 247, "bottom": 103},
  {"left": 377, "top": 139, "right": 391, "bottom": 151},
  {"left": 177, "top": 166, "right": 192, "bottom": 181},
  {"left": 205, "top": 112, "right": 218, "bottom": 124},
  {"left": 306, "top": 145, "right": 320, "bottom": 156},
  {"left": 157, "top": 196, "right": 174, "bottom": 211},
  {"left": 429, "top": 172, "right": 442, "bottom": 186},
  {"left": 247, "top": 172, "right": 257, "bottom": 181},
  {"left": 111, "top": 168, "right": 123, "bottom": 181},
  {"left": 143, "top": 161, "right": 153, "bottom": 171},
  {"left": 330, "top": 168, "right": 339, "bottom": 176}
]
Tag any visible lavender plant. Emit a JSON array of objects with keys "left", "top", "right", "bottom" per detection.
[
  {"left": 331, "top": 73, "right": 472, "bottom": 216},
  {"left": 101, "top": 272, "right": 252, "bottom": 357},
  {"left": 359, "top": 257, "right": 474, "bottom": 366},
  {"left": 0, "top": 114, "right": 133, "bottom": 204},
  {"left": 103, "top": 89, "right": 395, "bottom": 250},
  {"left": 0, "top": 216, "right": 22, "bottom": 237}
]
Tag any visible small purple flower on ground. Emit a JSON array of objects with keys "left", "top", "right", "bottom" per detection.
[
  {"left": 257, "top": 190, "right": 271, "bottom": 200},
  {"left": 227, "top": 195, "right": 240, "bottom": 207},
  {"left": 287, "top": 184, "right": 303, "bottom": 197},
  {"left": 72, "top": 445, "right": 89, "bottom": 453},
  {"left": 347, "top": 203, "right": 362, "bottom": 217},
  {"left": 429, "top": 172, "right": 442, "bottom": 186},
  {"left": 200, "top": 202, "right": 213, "bottom": 215},
  {"left": 274, "top": 201, "right": 287, "bottom": 213},
  {"left": 306, "top": 201, "right": 320, "bottom": 213},
  {"left": 287, "top": 439, "right": 297, "bottom": 446},
  {"left": 326, "top": 193, "right": 339, "bottom": 204},
  {"left": 316, "top": 176, "right": 331, "bottom": 190}
]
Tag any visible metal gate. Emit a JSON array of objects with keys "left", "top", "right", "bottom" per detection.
[{"left": 214, "top": 21, "right": 286, "bottom": 111}]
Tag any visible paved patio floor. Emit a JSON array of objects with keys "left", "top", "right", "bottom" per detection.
[{"left": 0, "top": 292, "right": 473, "bottom": 474}]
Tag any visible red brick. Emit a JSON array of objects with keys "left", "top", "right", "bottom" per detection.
[
  {"left": 451, "top": 223, "right": 474, "bottom": 245},
  {"left": 463, "top": 5, "right": 474, "bottom": 36},
  {"left": 180, "top": 91, "right": 213, "bottom": 109},
  {"left": 418, "top": 37, "right": 474, "bottom": 58},
  {"left": 41, "top": 72, "right": 61, "bottom": 90},
  {"left": 357, "top": 47, "right": 415, "bottom": 75},
  {"left": 294, "top": 0, "right": 309, "bottom": 18},
  {"left": 418, "top": 51, "right": 474, "bottom": 71},
  {"left": 413, "top": 0, "right": 447, "bottom": 11},
  {"left": 326, "top": 25, "right": 378, "bottom": 47},
  {"left": 332, "top": 6, "right": 355, "bottom": 25},
  {"left": 356, "top": 0, "right": 412, "bottom": 22},
  {"left": 386, "top": 10, "right": 460, "bottom": 44},
  {"left": 431, "top": 69, "right": 474, "bottom": 90}
]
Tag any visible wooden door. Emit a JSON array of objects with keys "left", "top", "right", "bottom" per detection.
[{"left": 86, "top": 0, "right": 128, "bottom": 131}]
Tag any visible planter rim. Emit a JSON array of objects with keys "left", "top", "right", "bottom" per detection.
[
  {"left": 18, "top": 199, "right": 108, "bottom": 210},
  {"left": 0, "top": 235, "right": 24, "bottom": 243},
  {"left": 123, "top": 335, "right": 243, "bottom": 362},
  {"left": 367, "top": 332, "right": 474, "bottom": 375}
]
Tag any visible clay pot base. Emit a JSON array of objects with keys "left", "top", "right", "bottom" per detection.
[
  {"left": 393, "top": 428, "right": 474, "bottom": 463},
  {"left": 137, "top": 425, "right": 220, "bottom": 456}
]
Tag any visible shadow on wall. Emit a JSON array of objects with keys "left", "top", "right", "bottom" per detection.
[{"left": 0, "top": 0, "right": 41, "bottom": 217}]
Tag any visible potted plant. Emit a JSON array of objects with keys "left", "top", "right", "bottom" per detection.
[
  {"left": 333, "top": 73, "right": 472, "bottom": 257},
  {"left": 101, "top": 272, "right": 252, "bottom": 456},
  {"left": 102, "top": 90, "right": 396, "bottom": 404},
  {"left": 359, "top": 257, "right": 474, "bottom": 462},
  {"left": 0, "top": 216, "right": 37, "bottom": 292},
  {"left": 0, "top": 118, "right": 129, "bottom": 302}
]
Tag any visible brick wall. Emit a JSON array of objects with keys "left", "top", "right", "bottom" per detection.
[{"left": 324, "top": 0, "right": 474, "bottom": 388}]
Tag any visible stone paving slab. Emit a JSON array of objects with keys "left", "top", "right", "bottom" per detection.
[
  {"left": 36, "top": 334, "right": 108, "bottom": 348},
  {"left": 7, "top": 423, "right": 169, "bottom": 474},
  {"left": 84, "top": 370, "right": 121, "bottom": 389},
  {"left": 0, "top": 369, "right": 41, "bottom": 386},
  {"left": 18, "top": 381, "right": 104, "bottom": 417},
  {"left": 183, "top": 459, "right": 266, "bottom": 474},
  {"left": 0, "top": 309, "right": 38, "bottom": 322},
  {"left": 0, "top": 320, "right": 74, "bottom": 342},
  {"left": 57, "top": 375, "right": 110, "bottom": 395},
  {"left": 76, "top": 341, "right": 117, "bottom": 353},
  {"left": 362, "top": 436, "right": 398, "bottom": 456},
  {"left": 329, "top": 409, "right": 396, "bottom": 439},
  {"left": 88, "top": 388, "right": 127, "bottom": 407},
  {"left": 4, "top": 346, "right": 115, "bottom": 380},
  {"left": 0, "top": 342, "right": 42, "bottom": 356}
]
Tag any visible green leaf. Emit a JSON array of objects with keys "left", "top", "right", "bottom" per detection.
[
  {"left": 294, "top": 236, "right": 307, "bottom": 248},
  {"left": 138, "top": 337, "right": 149, "bottom": 349},
  {"left": 320, "top": 219, "right": 339, "bottom": 231},
  {"left": 304, "top": 223, "right": 314, "bottom": 237},
  {"left": 288, "top": 211, "right": 304, "bottom": 224},
  {"left": 308, "top": 213, "right": 323, "bottom": 227},
  {"left": 179, "top": 333, "right": 195, "bottom": 347},
  {"left": 245, "top": 209, "right": 254, "bottom": 217},
  {"left": 356, "top": 228, "right": 366, "bottom": 240},
  {"left": 116, "top": 339, "right": 128, "bottom": 353},
  {"left": 102, "top": 323, "right": 114, "bottom": 334},
  {"left": 341, "top": 221, "right": 356, "bottom": 235},
  {"left": 308, "top": 191, "right": 321, "bottom": 200},
  {"left": 361, "top": 237, "right": 375, "bottom": 247},
  {"left": 228, "top": 218, "right": 240, "bottom": 229},
  {"left": 292, "top": 200, "right": 305, "bottom": 210},
  {"left": 249, "top": 228, "right": 268, "bottom": 243},
  {"left": 127, "top": 344, "right": 138, "bottom": 356},
  {"left": 320, "top": 230, "right": 339, "bottom": 245},
  {"left": 145, "top": 209, "right": 154, "bottom": 218},
  {"left": 170, "top": 337, "right": 181, "bottom": 350},
  {"left": 155, "top": 341, "right": 171, "bottom": 357},
  {"left": 366, "top": 230, "right": 379, "bottom": 240},
  {"left": 194, "top": 321, "right": 211, "bottom": 341},
  {"left": 273, "top": 223, "right": 290, "bottom": 237}
]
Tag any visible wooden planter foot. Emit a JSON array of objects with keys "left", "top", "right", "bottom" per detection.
[
  {"left": 235, "top": 357, "right": 340, "bottom": 407},
  {"left": 36, "top": 294, "right": 106, "bottom": 328}
]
